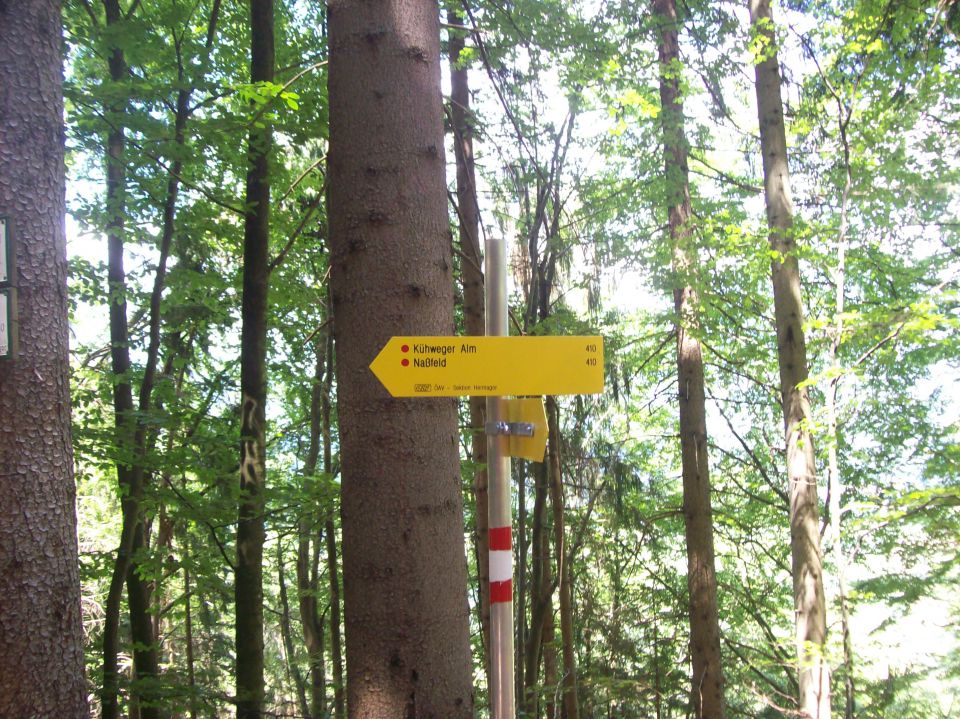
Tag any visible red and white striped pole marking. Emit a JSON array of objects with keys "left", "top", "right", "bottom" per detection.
[{"left": 489, "top": 526, "right": 512, "bottom": 604}]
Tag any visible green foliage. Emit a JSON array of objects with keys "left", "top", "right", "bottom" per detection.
[{"left": 63, "top": 0, "right": 960, "bottom": 715}]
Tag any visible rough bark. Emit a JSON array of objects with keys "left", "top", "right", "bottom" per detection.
[
  {"left": 748, "top": 2, "right": 831, "bottom": 717},
  {"left": 327, "top": 0, "right": 475, "bottom": 713},
  {"left": 447, "top": 5, "right": 491, "bottom": 692},
  {"left": 0, "top": 1, "right": 88, "bottom": 715},
  {"left": 236, "top": 1, "right": 274, "bottom": 717},
  {"left": 653, "top": 1, "right": 727, "bottom": 717}
]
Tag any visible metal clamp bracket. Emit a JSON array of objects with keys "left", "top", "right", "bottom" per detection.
[{"left": 485, "top": 421, "right": 535, "bottom": 437}]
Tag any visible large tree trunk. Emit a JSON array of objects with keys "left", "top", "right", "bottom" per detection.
[
  {"left": 748, "top": 1, "right": 831, "bottom": 717},
  {"left": 447, "top": 5, "right": 492, "bottom": 694},
  {"left": 235, "top": 1, "right": 274, "bottom": 717},
  {"left": 0, "top": 1, "right": 88, "bottom": 715},
  {"left": 653, "top": 1, "right": 727, "bottom": 717},
  {"left": 327, "top": 0, "right": 475, "bottom": 714}
]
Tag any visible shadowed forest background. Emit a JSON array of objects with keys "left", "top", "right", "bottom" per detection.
[{"left": 0, "top": 0, "right": 957, "bottom": 717}]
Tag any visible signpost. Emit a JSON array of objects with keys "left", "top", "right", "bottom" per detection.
[
  {"left": 368, "top": 236, "right": 604, "bottom": 719},
  {"left": 369, "top": 335, "right": 603, "bottom": 397}
]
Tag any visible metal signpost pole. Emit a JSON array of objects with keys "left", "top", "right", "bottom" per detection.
[
  {"left": 485, "top": 236, "right": 516, "bottom": 719},
  {"left": 366, "top": 237, "right": 602, "bottom": 718}
]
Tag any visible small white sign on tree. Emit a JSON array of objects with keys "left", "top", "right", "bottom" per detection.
[
  {"left": 0, "top": 218, "right": 7, "bottom": 285},
  {"left": 0, "top": 290, "right": 9, "bottom": 358}
]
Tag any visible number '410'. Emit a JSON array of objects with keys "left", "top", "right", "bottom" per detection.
[{"left": 585, "top": 343, "right": 597, "bottom": 366}]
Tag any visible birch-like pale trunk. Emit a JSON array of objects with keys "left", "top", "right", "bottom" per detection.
[{"left": 749, "top": 2, "right": 831, "bottom": 716}]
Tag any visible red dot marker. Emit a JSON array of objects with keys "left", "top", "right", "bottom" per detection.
[
  {"left": 401, "top": 358, "right": 409, "bottom": 367},
  {"left": 401, "top": 344, "right": 410, "bottom": 353}
]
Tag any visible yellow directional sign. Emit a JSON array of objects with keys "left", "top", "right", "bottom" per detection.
[
  {"left": 369, "top": 336, "right": 604, "bottom": 397},
  {"left": 504, "top": 398, "right": 549, "bottom": 462}
]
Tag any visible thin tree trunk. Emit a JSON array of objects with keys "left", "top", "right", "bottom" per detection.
[
  {"left": 327, "top": 0, "right": 475, "bottom": 710},
  {"left": 99, "top": 1, "right": 137, "bottom": 712},
  {"left": 128, "top": 520, "right": 163, "bottom": 719},
  {"left": 749, "top": 2, "right": 831, "bottom": 716},
  {"left": 828, "top": 102, "right": 855, "bottom": 719},
  {"left": 152, "top": 499, "right": 174, "bottom": 660},
  {"left": 525, "top": 462, "right": 551, "bottom": 717},
  {"left": 448, "top": 6, "right": 491, "bottom": 694},
  {"left": 547, "top": 397, "right": 580, "bottom": 719},
  {"left": 298, "top": 339, "right": 328, "bottom": 717},
  {"left": 609, "top": 554, "right": 622, "bottom": 689},
  {"left": 654, "top": 610, "right": 663, "bottom": 719},
  {"left": 150, "top": 345, "right": 191, "bottom": 667},
  {"left": 826, "top": 261, "right": 855, "bottom": 719},
  {"left": 99, "top": 2, "right": 165, "bottom": 714},
  {"left": 543, "top": 598, "right": 557, "bottom": 719},
  {"left": 236, "top": 1, "right": 274, "bottom": 717},
  {"left": 322, "top": 324, "right": 345, "bottom": 719},
  {"left": 183, "top": 544, "right": 199, "bottom": 719},
  {"left": 98, "top": 2, "right": 221, "bottom": 712},
  {"left": 137, "top": 7, "right": 221, "bottom": 704},
  {"left": 279, "top": 543, "right": 312, "bottom": 719},
  {"left": 522, "top": 218, "right": 564, "bottom": 719},
  {"left": 516, "top": 462, "right": 528, "bottom": 708},
  {"left": 654, "top": 1, "right": 727, "bottom": 716},
  {"left": 0, "top": 1, "right": 88, "bottom": 714},
  {"left": 325, "top": 516, "right": 344, "bottom": 717}
]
